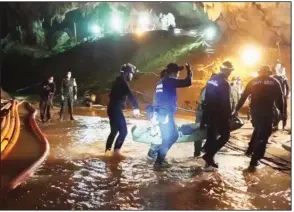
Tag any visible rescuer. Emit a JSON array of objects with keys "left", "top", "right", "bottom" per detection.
[
  {"left": 147, "top": 69, "right": 168, "bottom": 160},
  {"left": 194, "top": 73, "right": 216, "bottom": 157},
  {"left": 233, "top": 65, "right": 284, "bottom": 168},
  {"left": 59, "top": 71, "right": 77, "bottom": 121},
  {"left": 105, "top": 63, "right": 140, "bottom": 157},
  {"left": 201, "top": 61, "right": 234, "bottom": 170},
  {"left": 39, "top": 76, "right": 56, "bottom": 122},
  {"left": 153, "top": 63, "right": 192, "bottom": 168},
  {"left": 272, "top": 60, "right": 290, "bottom": 130}
]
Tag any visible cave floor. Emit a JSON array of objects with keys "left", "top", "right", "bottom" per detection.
[{"left": 0, "top": 105, "right": 291, "bottom": 210}]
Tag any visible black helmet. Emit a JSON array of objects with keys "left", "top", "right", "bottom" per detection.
[
  {"left": 120, "top": 63, "right": 139, "bottom": 74},
  {"left": 258, "top": 65, "right": 271, "bottom": 75},
  {"left": 221, "top": 61, "right": 234, "bottom": 71},
  {"left": 166, "top": 63, "right": 184, "bottom": 74}
]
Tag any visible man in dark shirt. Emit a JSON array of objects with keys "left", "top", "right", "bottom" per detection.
[
  {"left": 59, "top": 71, "right": 77, "bottom": 121},
  {"left": 106, "top": 63, "right": 140, "bottom": 157},
  {"left": 39, "top": 76, "right": 56, "bottom": 122},
  {"left": 272, "top": 61, "right": 290, "bottom": 130},
  {"left": 233, "top": 65, "right": 284, "bottom": 168},
  {"left": 194, "top": 73, "right": 216, "bottom": 157},
  {"left": 202, "top": 61, "right": 234, "bottom": 170},
  {"left": 153, "top": 63, "right": 192, "bottom": 168}
]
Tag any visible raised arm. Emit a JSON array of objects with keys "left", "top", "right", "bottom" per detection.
[{"left": 170, "top": 65, "right": 193, "bottom": 88}]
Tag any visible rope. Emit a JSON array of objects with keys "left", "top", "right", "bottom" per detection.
[
  {"left": 130, "top": 89, "right": 196, "bottom": 113},
  {"left": 225, "top": 141, "right": 290, "bottom": 173},
  {"left": 16, "top": 82, "right": 41, "bottom": 92}
]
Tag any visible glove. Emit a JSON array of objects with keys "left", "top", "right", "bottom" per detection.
[
  {"left": 61, "top": 95, "right": 64, "bottom": 101},
  {"left": 74, "top": 95, "right": 77, "bottom": 100},
  {"left": 133, "top": 109, "right": 140, "bottom": 118}
]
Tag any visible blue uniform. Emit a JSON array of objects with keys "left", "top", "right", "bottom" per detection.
[
  {"left": 202, "top": 73, "right": 231, "bottom": 162},
  {"left": 154, "top": 76, "right": 192, "bottom": 114},
  {"left": 153, "top": 74, "right": 192, "bottom": 164},
  {"left": 205, "top": 73, "right": 231, "bottom": 118}
]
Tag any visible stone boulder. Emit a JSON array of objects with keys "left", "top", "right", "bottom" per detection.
[{"left": 51, "top": 31, "right": 70, "bottom": 50}]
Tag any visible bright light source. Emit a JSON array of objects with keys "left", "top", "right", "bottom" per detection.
[
  {"left": 203, "top": 27, "right": 216, "bottom": 40},
  {"left": 174, "top": 28, "right": 181, "bottom": 34},
  {"left": 189, "top": 30, "right": 197, "bottom": 35},
  {"left": 251, "top": 72, "right": 258, "bottom": 78},
  {"left": 240, "top": 45, "right": 261, "bottom": 66},
  {"left": 111, "top": 13, "right": 123, "bottom": 33},
  {"left": 137, "top": 12, "right": 151, "bottom": 33},
  {"left": 138, "top": 12, "right": 150, "bottom": 26},
  {"left": 90, "top": 24, "right": 101, "bottom": 35},
  {"left": 135, "top": 28, "right": 144, "bottom": 37}
]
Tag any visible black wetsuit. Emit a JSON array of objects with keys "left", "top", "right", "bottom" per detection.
[
  {"left": 106, "top": 76, "right": 139, "bottom": 151},
  {"left": 272, "top": 74, "right": 290, "bottom": 127},
  {"left": 60, "top": 78, "right": 77, "bottom": 119},
  {"left": 202, "top": 73, "right": 231, "bottom": 162},
  {"left": 39, "top": 81, "right": 56, "bottom": 121},
  {"left": 235, "top": 75, "right": 284, "bottom": 165}
]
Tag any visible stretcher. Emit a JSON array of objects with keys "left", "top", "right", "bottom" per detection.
[{"left": 131, "top": 116, "right": 244, "bottom": 145}]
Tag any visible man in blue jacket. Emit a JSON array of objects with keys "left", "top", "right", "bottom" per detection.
[
  {"left": 202, "top": 61, "right": 234, "bottom": 169},
  {"left": 153, "top": 63, "right": 192, "bottom": 168}
]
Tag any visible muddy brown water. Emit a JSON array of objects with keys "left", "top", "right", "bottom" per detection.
[{"left": 0, "top": 107, "right": 291, "bottom": 210}]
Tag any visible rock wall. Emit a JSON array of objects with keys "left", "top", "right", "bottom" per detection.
[
  {"left": 200, "top": 2, "right": 291, "bottom": 46},
  {"left": 1, "top": 2, "right": 290, "bottom": 52}
]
